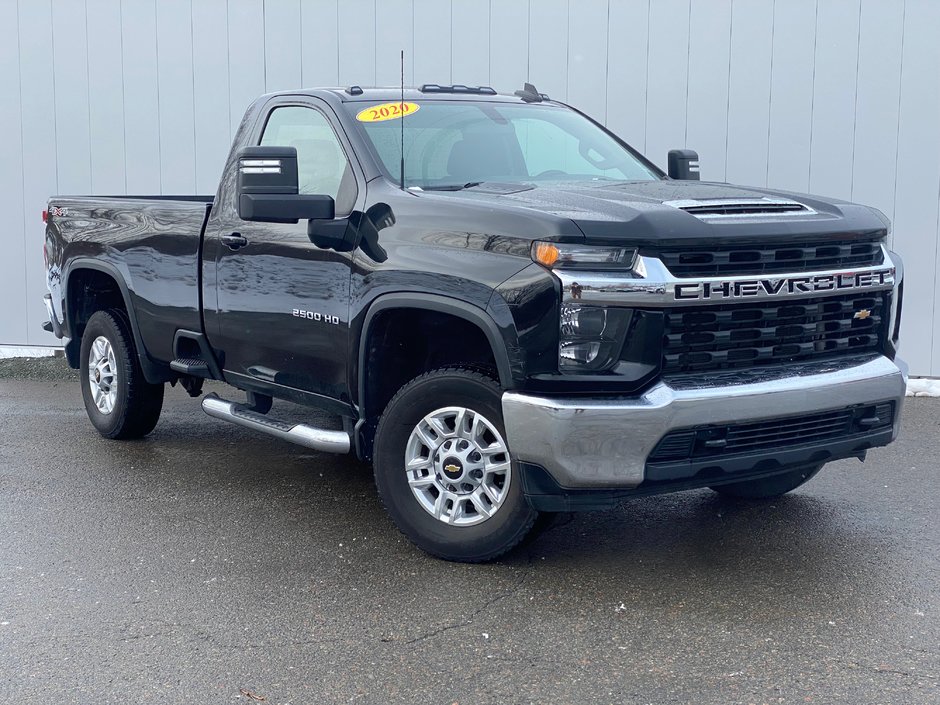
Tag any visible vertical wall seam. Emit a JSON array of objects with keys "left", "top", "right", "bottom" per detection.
[
  {"left": 764, "top": 0, "right": 776, "bottom": 187},
  {"left": 189, "top": 0, "right": 197, "bottom": 191},
  {"left": 119, "top": 0, "right": 127, "bottom": 193},
  {"left": 643, "top": 0, "right": 651, "bottom": 154},
  {"left": 604, "top": 0, "right": 610, "bottom": 125},
  {"left": 335, "top": 0, "right": 340, "bottom": 84},
  {"left": 84, "top": 0, "right": 93, "bottom": 193},
  {"left": 723, "top": 0, "right": 734, "bottom": 181},
  {"left": 525, "top": 0, "right": 531, "bottom": 82},
  {"left": 410, "top": 0, "right": 415, "bottom": 84},
  {"left": 377, "top": 0, "right": 383, "bottom": 81},
  {"left": 933, "top": 152, "right": 940, "bottom": 374},
  {"left": 154, "top": 0, "right": 164, "bottom": 194},
  {"left": 489, "top": 0, "right": 495, "bottom": 82},
  {"left": 849, "top": 0, "right": 862, "bottom": 200},
  {"left": 15, "top": 0, "right": 29, "bottom": 342},
  {"left": 225, "top": 0, "right": 232, "bottom": 140},
  {"left": 932, "top": 4, "right": 940, "bottom": 372},
  {"left": 683, "top": 0, "right": 691, "bottom": 147},
  {"left": 50, "top": 2, "right": 59, "bottom": 197},
  {"left": 452, "top": 0, "right": 454, "bottom": 83},
  {"left": 561, "top": 0, "right": 569, "bottom": 101},
  {"left": 807, "top": 0, "right": 819, "bottom": 191},
  {"left": 603, "top": 0, "right": 610, "bottom": 123},
  {"left": 50, "top": 1, "right": 60, "bottom": 190},
  {"left": 890, "top": 0, "right": 906, "bottom": 236},
  {"left": 262, "top": 0, "right": 268, "bottom": 90}
]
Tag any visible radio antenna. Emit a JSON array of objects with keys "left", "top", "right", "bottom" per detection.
[{"left": 400, "top": 49, "right": 406, "bottom": 191}]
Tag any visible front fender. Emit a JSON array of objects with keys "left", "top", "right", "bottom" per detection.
[{"left": 354, "top": 292, "right": 517, "bottom": 407}]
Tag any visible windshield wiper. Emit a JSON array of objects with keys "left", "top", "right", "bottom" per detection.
[{"left": 412, "top": 181, "right": 483, "bottom": 192}]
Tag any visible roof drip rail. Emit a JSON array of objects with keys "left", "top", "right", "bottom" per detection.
[
  {"left": 419, "top": 84, "right": 497, "bottom": 95},
  {"left": 345, "top": 85, "right": 364, "bottom": 95},
  {"left": 514, "top": 82, "right": 549, "bottom": 102}
]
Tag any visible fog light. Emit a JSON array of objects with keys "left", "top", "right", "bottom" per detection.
[{"left": 559, "top": 340, "right": 601, "bottom": 365}]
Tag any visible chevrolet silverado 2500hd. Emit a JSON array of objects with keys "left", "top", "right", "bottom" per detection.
[{"left": 44, "top": 83, "right": 906, "bottom": 562}]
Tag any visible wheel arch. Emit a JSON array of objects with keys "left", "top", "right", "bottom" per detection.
[
  {"left": 63, "top": 259, "right": 166, "bottom": 383},
  {"left": 354, "top": 293, "right": 517, "bottom": 459}
]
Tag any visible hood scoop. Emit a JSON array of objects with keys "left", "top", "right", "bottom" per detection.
[{"left": 663, "top": 197, "right": 815, "bottom": 219}]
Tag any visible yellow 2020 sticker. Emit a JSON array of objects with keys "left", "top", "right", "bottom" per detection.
[{"left": 356, "top": 102, "right": 420, "bottom": 123}]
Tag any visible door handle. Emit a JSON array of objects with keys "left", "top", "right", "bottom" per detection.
[{"left": 221, "top": 233, "right": 249, "bottom": 250}]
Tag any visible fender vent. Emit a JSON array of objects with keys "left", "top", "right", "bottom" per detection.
[{"left": 663, "top": 198, "right": 815, "bottom": 219}]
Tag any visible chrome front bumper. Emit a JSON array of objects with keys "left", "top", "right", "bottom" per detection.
[{"left": 502, "top": 355, "right": 907, "bottom": 489}]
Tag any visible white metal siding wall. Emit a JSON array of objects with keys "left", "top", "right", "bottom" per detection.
[{"left": 2, "top": 0, "right": 938, "bottom": 375}]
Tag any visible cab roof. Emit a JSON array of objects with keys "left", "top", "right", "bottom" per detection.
[{"left": 312, "top": 83, "right": 554, "bottom": 104}]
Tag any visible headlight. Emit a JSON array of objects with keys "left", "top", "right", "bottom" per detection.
[
  {"left": 558, "top": 304, "right": 632, "bottom": 372},
  {"left": 532, "top": 242, "right": 638, "bottom": 270}
]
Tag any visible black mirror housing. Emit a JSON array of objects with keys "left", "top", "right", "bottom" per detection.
[
  {"left": 236, "top": 145, "right": 336, "bottom": 223},
  {"left": 240, "top": 193, "right": 335, "bottom": 223},
  {"left": 667, "top": 149, "right": 700, "bottom": 180}
]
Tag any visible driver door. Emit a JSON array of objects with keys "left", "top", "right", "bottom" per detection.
[{"left": 210, "top": 100, "right": 360, "bottom": 407}]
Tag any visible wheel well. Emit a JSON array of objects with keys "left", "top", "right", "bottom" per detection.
[
  {"left": 361, "top": 307, "right": 499, "bottom": 424},
  {"left": 65, "top": 268, "right": 127, "bottom": 367}
]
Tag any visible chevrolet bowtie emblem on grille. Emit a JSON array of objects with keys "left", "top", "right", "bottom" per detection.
[{"left": 854, "top": 309, "right": 872, "bottom": 320}]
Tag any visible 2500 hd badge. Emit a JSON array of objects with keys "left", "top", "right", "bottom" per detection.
[{"left": 674, "top": 268, "right": 895, "bottom": 301}]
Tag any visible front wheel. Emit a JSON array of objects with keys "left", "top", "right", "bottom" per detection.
[
  {"left": 80, "top": 309, "right": 164, "bottom": 439},
  {"left": 709, "top": 463, "right": 824, "bottom": 499},
  {"left": 373, "top": 368, "right": 539, "bottom": 562}
]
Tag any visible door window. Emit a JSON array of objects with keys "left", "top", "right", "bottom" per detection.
[{"left": 259, "top": 106, "right": 357, "bottom": 213}]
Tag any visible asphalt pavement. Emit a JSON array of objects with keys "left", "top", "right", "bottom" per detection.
[{"left": 0, "top": 358, "right": 937, "bottom": 704}]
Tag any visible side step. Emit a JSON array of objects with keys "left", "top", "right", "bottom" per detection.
[
  {"left": 170, "top": 358, "right": 210, "bottom": 376},
  {"left": 201, "top": 393, "right": 350, "bottom": 454}
]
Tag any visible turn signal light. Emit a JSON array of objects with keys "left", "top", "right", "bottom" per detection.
[{"left": 532, "top": 242, "right": 560, "bottom": 267}]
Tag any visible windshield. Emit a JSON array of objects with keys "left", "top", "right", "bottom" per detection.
[{"left": 345, "top": 100, "right": 661, "bottom": 189}]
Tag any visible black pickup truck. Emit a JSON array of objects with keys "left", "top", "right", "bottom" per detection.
[{"left": 44, "top": 83, "right": 906, "bottom": 562}]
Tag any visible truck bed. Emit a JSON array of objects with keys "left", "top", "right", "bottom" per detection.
[{"left": 45, "top": 195, "right": 213, "bottom": 366}]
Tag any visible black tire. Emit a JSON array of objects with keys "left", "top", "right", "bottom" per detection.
[
  {"left": 709, "top": 463, "right": 824, "bottom": 499},
  {"left": 373, "top": 367, "right": 540, "bottom": 563},
  {"left": 80, "top": 309, "right": 164, "bottom": 440}
]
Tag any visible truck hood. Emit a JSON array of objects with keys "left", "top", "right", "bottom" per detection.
[{"left": 421, "top": 179, "right": 888, "bottom": 246}]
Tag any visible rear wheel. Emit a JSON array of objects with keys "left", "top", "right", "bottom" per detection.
[
  {"left": 373, "top": 367, "right": 539, "bottom": 562},
  {"left": 80, "top": 309, "right": 164, "bottom": 439},
  {"left": 709, "top": 463, "right": 824, "bottom": 499}
]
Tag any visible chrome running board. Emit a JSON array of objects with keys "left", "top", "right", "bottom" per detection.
[{"left": 201, "top": 393, "right": 350, "bottom": 454}]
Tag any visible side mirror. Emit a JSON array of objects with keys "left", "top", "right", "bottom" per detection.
[
  {"left": 667, "top": 149, "right": 700, "bottom": 180},
  {"left": 237, "top": 146, "right": 335, "bottom": 223}
]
